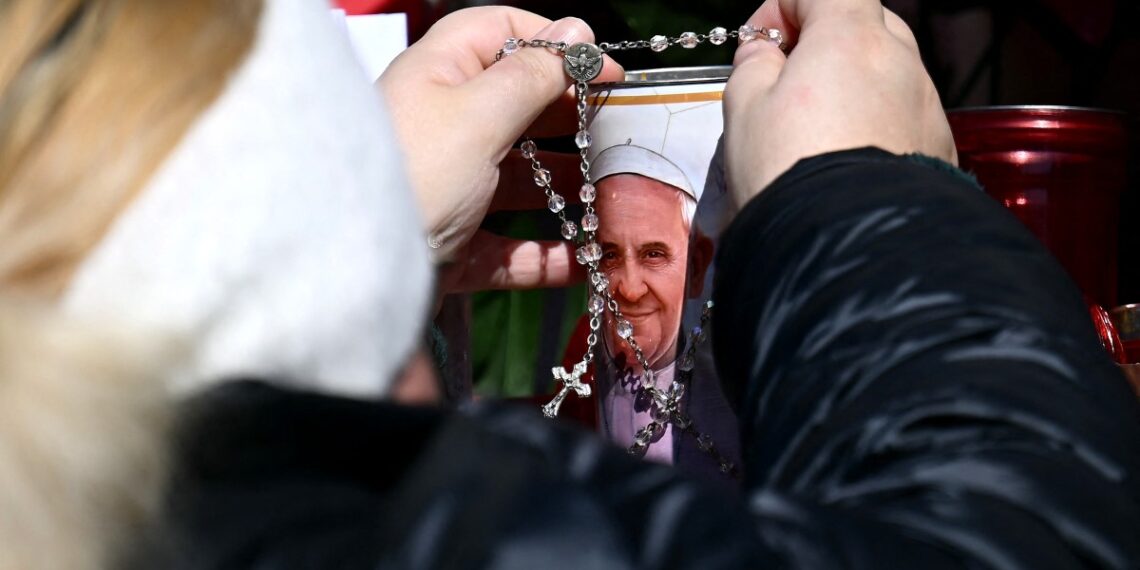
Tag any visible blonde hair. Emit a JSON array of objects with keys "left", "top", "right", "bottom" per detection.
[
  {"left": 0, "top": 0, "right": 263, "bottom": 298},
  {"left": 0, "top": 300, "right": 173, "bottom": 570},
  {"left": 0, "top": 0, "right": 262, "bottom": 566}
]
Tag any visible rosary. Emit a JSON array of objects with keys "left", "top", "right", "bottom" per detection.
[{"left": 496, "top": 23, "right": 786, "bottom": 478}]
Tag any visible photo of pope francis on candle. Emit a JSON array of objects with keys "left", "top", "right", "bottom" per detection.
[{"left": 582, "top": 77, "right": 740, "bottom": 486}]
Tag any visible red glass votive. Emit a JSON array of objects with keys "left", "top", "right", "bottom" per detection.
[
  {"left": 948, "top": 107, "right": 1129, "bottom": 308},
  {"left": 1109, "top": 304, "right": 1140, "bottom": 396},
  {"left": 1109, "top": 304, "right": 1140, "bottom": 362}
]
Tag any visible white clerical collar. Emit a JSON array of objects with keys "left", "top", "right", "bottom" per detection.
[{"left": 63, "top": 0, "right": 431, "bottom": 399}]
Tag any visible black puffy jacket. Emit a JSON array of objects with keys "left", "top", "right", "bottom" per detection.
[{"left": 165, "top": 149, "right": 1140, "bottom": 569}]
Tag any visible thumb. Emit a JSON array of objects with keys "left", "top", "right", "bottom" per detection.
[
  {"left": 725, "top": 32, "right": 787, "bottom": 116},
  {"left": 442, "top": 230, "right": 584, "bottom": 292},
  {"left": 463, "top": 17, "right": 622, "bottom": 150},
  {"left": 723, "top": 32, "right": 788, "bottom": 206}
]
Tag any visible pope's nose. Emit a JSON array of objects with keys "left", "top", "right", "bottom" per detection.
[{"left": 613, "top": 259, "right": 648, "bottom": 304}]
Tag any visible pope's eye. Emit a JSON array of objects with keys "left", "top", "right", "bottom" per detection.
[{"left": 600, "top": 250, "right": 619, "bottom": 269}]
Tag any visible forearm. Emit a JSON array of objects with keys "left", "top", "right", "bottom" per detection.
[{"left": 713, "top": 148, "right": 1140, "bottom": 567}]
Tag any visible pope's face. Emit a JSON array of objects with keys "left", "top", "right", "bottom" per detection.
[{"left": 596, "top": 174, "right": 690, "bottom": 370}]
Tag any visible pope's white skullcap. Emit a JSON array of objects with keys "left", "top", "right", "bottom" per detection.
[
  {"left": 585, "top": 82, "right": 724, "bottom": 203},
  {"left": 590, "top": 144, "right": 696, "bottom": 200}
]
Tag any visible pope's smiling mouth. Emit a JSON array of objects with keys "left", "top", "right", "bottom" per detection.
[{"left": 621, "top": 310, "right": 657, "bottom": 319}]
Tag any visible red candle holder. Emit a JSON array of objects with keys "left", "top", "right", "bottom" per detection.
[
  {"left": 948, "top": 106, "right": 1129, "bottom": 308},
  {"left": 1109, "top": 304, "right": 1140, "bottom": 396}
]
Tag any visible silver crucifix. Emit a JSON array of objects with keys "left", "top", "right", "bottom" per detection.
[
  {"left": 542, "top": 360, "right": 592, "bottom": 418},
  {"left": 651, "top": 382, "right": 686, "bottom": 421}
]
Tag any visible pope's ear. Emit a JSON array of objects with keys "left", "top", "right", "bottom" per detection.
[{"left": 686, "top": 232, "right": 714, "bottom": 298}]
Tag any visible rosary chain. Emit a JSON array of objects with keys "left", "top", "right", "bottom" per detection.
[
  {"left": 526, "top": 38, "right": 569, "bottom": 51},
  {"left": 517, "top": 126, "right": 735, "bottom": 476},
  {"left": 626, "top": 301, "right": 737, "bottom": 477},
  {"left": 577, "top": 82, "right": 592, "bottom": 181},
  {"left": 522, "top": 131, "right": 734, "bottom": 474},
  {"left": 498, "top": 23, "right": 769, "bottom": 478},
  {"left": 597, "top": 40, "right": 651, "bottom": 52},
  {"left": 575, "top": 80, "right": 600, "bottom": 366},
  {"left": 500, "top": 24, "right": 782, "bottom": 62},
  {"left": 524, "top": 148, "right": 572, "bottom": 228},
  {"left": 495, "top": 38, "right": 568, "bottom": 61},
  {"left": 599, "top": 29, "right": 747, "bottom": 52}
]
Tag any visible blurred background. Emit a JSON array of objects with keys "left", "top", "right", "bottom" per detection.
[{"left": 341, "top": 0, "right": 1140, "bottom": 396}]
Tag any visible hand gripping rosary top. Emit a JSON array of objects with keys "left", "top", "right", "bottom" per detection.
[{"left": 494, "top": 23, "right": 786, "bottom": 479}]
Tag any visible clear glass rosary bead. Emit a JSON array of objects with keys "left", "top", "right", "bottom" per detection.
[
  {"left": 633, "top": 431, "right": 648, "bottom": 446},
  {"left": 576, "top": 247, "right": 589, "bottom": 265},
  {"left": 697, "top": 433, "right": 714, "bottom": 452},
  {"left": 503, "top": 38, "right": 521, "bottom": 55},
  {"left": 678, "top": 355, "right": 694, "bottom": 372},
  {"left": 709, "top": 27, "right": 728, "bottom": 45},
  {"left": 520, "top": 139, "right": 537, "bottom": 159},
  {"left": 534, "top": 168, "right": 551, "bottom": 186},
  {"left": 616, "top": 319, "right": 633, "bottom": 339},
  {"left": 561, "top": 221, "right": 578, "bottom": 240},
  {"left": 582, "top": 242, "right": 602, "bottom": 262},
  {"left": 766, "top": 27, "right": 784, "bottom": 44},
  {"left": 671, "top": 381, "right": 685, "bottom": 399},
  {"left": 589, "top": 295, "right": 605, "bottom": 314},
  {"left": 628, "top": 440, "right": 648, "bottom": 457},
  {"left": 579, "top": 183, "right": 596, "bottom": 203},
  {"left": 581, "top": 213, "right": 599, "bottom": 232},
  {"left": 679, "top": 32, "right": 699, "bottom": 48},
  {"left": 591, "top": 271, "right": 609, "bottom": 291},
  {"left": 575, "top": 130, "right": 592, "bottom": 149},
  {"left": 640, "top": 421, "right": 664, "bottom": 441},
  {"left": 548, "top": 194, "right": 565, "bottom": 213},
  {"left": 738, "top": 24, "right": 758, "bottom": 42},
  {"left": 640, "top": 369, "right": 656, "bottom": 389},
  {"left": 650, "top": 35, "right": 669, "bottom": 52}
]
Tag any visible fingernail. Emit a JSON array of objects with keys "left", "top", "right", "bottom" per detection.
[
  {"left": 737, "top": 24, "right": 789, "bottom": 53},
  {"left": 535, "top": 17, "right": 589, "bottom": 44}
]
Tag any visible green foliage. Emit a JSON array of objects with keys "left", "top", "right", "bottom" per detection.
[
  {"left": 471, "top": 285, "right": 586, "bottom": 397},
  {"left": 470, "top": 211, "right": 588, "bottom": 398}
]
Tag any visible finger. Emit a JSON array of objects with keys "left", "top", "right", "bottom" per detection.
[
  {"left": 733, "top": 29, "right": 788, "bottom": 74},
  {"left": 493, "top": 151, "right": 584, "bottom": 212},
  {"left": 448, "top": 231, "right": 586, "bottom": 291},
  {"left": 463, "top": 17, "right": 625, "bottom": 150},
  {"left": 386, "top": 8, "right": 622, "bottom": 89},
  {"left": 729, "top": 28, "right": 788, "bottom": 99},
  {"left": 415, "top": 7, "right": 621, "bottom": 78},
  {"left": 743, "top": 0, "right": 801, "bottom": 48},
  {"left": 393, "top": 7, "right": 555, "bottom": 87},
  {"left": 520, "top": 56, "right": 626, "bottom": 138},
  {"left": 883, "top": 8, "right": 920, "bottom": 54},
  {"left": 524, "top": 86, "right": 585, "bottom": 139},
  {"left": 744, "top": 0, "right": 886, "bottom": 46},
  {"left": 520, "top": 47, "right": 629, "bottom": 137}
]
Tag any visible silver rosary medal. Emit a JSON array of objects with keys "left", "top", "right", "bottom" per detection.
[{"left": 563, "top": 42, "right": 604, "bottom": 82}]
